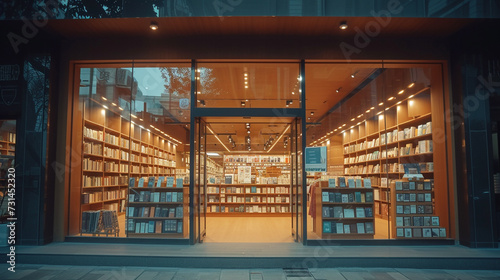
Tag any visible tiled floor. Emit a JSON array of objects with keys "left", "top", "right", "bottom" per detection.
[{"left": 0, "top": 265, "right": 499, "bottom": 280}]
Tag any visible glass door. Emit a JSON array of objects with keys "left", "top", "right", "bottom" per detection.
[
  {"left": 291, "top": 117, "right": 303, "bottom": 242},
  {"left": 194, "top": 118, "right": 207, "bottom": 243}
]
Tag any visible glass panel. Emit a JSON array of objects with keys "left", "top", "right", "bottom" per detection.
[
  {"left": 195, "top": 62, "right": 301, "bottom": 108},
  {"left": 0, "top": 120, "right": 16, "bottom": 219},
  {"left": 305, "top": 62, "right": 450, "bottom": 241},
  {"left": 70, "top": 62, "right": 191, "bottom": 239}
]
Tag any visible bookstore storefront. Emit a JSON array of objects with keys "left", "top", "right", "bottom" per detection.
[{"left": 65, "top": 59, "right": 455, "bottom": 245}]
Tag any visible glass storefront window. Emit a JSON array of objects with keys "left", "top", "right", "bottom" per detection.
[
  {"left": 69, "top": 62, "right": 191, "bottom": 239},
  {"left": 195, "top": 61, "right": 301, "bottom": 108},
  {"left": 305, "top": 62, "right": 452, "bottom": 241}
]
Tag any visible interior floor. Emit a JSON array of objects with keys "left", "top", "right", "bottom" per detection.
[{"left": 205, "top": 217, "right": 294, "bottom": 243}]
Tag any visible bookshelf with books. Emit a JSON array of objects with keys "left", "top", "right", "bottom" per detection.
[
  {"left": 313, "top": 178, "right": 375, "bottom": 239},
  {"left": 341, "top": 88, "right": 437, "bottom": 220},
  {"left": 206, "top": 184, "right": 291, "bottom": 216},
  {"left": 126, "top": 176, "right": 188, "bottom": 237},
  {"left": 390, "top": 178, "right": 447, "bottom": 238},
  {"left": 78, "top": 98, "right": 179, "bottom": 236},
  {"left": 223, "top": 154, "right": 291, "bottom": 185}
]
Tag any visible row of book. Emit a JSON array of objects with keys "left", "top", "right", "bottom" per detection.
[
  {"left": 323, "top": 221, "right": 374, "bottom": 234},
  {"left": 322, "top": 206, "right": 373, "bottom": 218},
  {"left": 104, "top": 161, "right": 129, "bottom": 172},
  {"left": 396, "top": 227, "right": 445, "bottom": 238},
  {"left": 396, "top": 204, "right": 434, "bottom": 215},
  {"left": 396, "top": 192, "right": 433, "bottom": 202},
  {"left": 321, "top": 191, "right": 374, "bottom": 203},
  {"left": 321, "top": 177, "right": 373, "bottom": 188},
  {"left": 84, "top": 127, "right": 104, "bottom": 141},
  {"left": 224, "top": 155, "right": 290, "bottom": 163},
  {"left": 81, "top": 210, "right": 118, "bottom": 233},
  {"left": 103, "top": 189, "right": 126, "bottom": 200},
  {"left": 83, "top": 142, "right": 103, "bottom": 156},
  {"left": 82, "top": 192, "right": 103, "bottom": 204},
  {"left": 396, "top": 216, "right": 440, "bottom": 227},
  {"left": 127, "top": 220, "right": 183, "bottom": 234},
  {"left": 83, "top": 158, "right": 103, "bottom": 171},
  {"left": 223, "top": 195, "right": 290, "bottom": 203},
  {"left": 127, "top": 206, "right": 183, "bottom": 218},
  {"left": 129, "top": 177, "right": 183, "bottom": 188},
  {"left": 343, "top": 122, "right": 432, "bottom": 154},
  {"left": 208, "top": 205, "right": 290, "bottom": 213},
  {"left": 395, "top": 180, "right": 434, "bottom": 191},
  {"left": 208, "top": 186, "right": 289, "bottom": 194},
  {"left": 129, "top": 191, "right": 183, "bottom": 203},
  {"left": 104, "top": 133, "right": 120, "bottom": 146}
]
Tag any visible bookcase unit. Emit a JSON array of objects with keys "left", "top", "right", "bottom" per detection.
[
  {"left": 126, "top": 177, "right": 188, "bottom": 237},
  {"left": 341, "top": 88, "right": 436, "bottom": 219},
  {"left": 313, "top": 180, "right": 375, "bottom": 239},
  {"left": 206, "top": 184, "right": 291, "bottom": 216},
  {"left": 223, "top": 154, "right": 291, "bottom": 184},
  {"left": 390, "top": 178, "right": 446, "bottom": 238},
  {"left": 79, "top": 98, "right": 178, "bottom": 236},
  {"left": 0, "top": 130, "right": 15, "bottom": 157}
]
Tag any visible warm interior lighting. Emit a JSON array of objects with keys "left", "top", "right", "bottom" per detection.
[
  {"left": 111, "top": 103, "right": 117, "bottom": 106},
  {"left": 207, "top": 152, "right": 220, "bottom": 156},
  {"left": 408, "top": 95, "right": 414, "bottom": 98},
  {"left": 379, "top": 102, "right": 384, "bottom": 106},
  {"left": 267, "top": 125, "right": 290, "bottom": 153},
  {"left": 101, "top": 96, "right": 107, "bottom": 101},
  {"left": 207, "top": 126, "right": 230, "bottom": 152},
  {"left": 351, "top": 118, "right": 355, "bottom": 121},
  {"left": 311, "top": 112, "right": 314, "bottom": 116},
  {"left": 366, "top": 109, "right": 371, "bottom": 113},
  {"left": 388, "top": 97, "right": 395, "bottom": 101},
  {"left": 101, "top": 109, "right": 105, "bottom": 116},
  {"left": 370, "top": 107, "right": 375, "bottom": 110},
  {"left": 339, "top": 21, "right": 348, "bottom": 30},
  {"left": 409, "top": 100, "right": 414, "bottom": 106},
  {"left": 131, "top": 114, "right": 137, "bottom": 118},
  {"left": 102, "top": 105, "right": 108, "bottom": 109},
  {"left": 118, "top": 107, "right": 123, "bottom": 111},
  {"left": 342, "top": 124, "right": 346, "bottom": 127},
  {"left": 245, "top": 85, "right": 248, "bottom": 89},
  {"left": 241, "top": 101, "right": 246, "bottom": 106},
  {"left": 398, "top": 90, "right": 405, "bottom": 95},
  {"left": 377, "top": 111, "right": 383, "bottom": 115},
  {"left": 379, "top": 115, "right": 384, "bottom": 120},
  {"left": 408, "top": 82, "right": 415, "bottom": 88},
  {"left": 149, "top": 22, "right": 158, "bottom": 30},
  {"left": 397, "top": 101, "right": 402, "bottom": 105},
  {"left": 357, "top": 114, "right": 363, "bottom": 118}
]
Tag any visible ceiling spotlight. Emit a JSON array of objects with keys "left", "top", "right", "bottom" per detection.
[
  {"left": 370, "top": 107, "right": 375, "bottom": 110},
  {"left": 379, "top": 102, "right": 384, "bottom": 106},
  {"left": 101, "top": 96, "right": 107, "bottom": 101},
  {"left": 247, "top": 130, "right": 251, "bottom": 134},
  {"left": 149, "top": 22, "right": 159, "bottom": 30},
  {"left": 336, "top": 87, "right": 342, "bottom": 93},
  {"left": 398, "top": 90, "right": 405, "bottom": 95},
  {"left": 387, "top": 97, "right": 395, "bottom": 101},
  {"left": 310, "top": 112, "right": 314, "bottom": 116},
  {"left": 241, "top": 101, "right": 246, "bottom": 107},
  {"left": 339, "top": 21, "right": 348, "bottom": 30},
  {"left": 351, "top": 118, "right": 355, "bottom": 121},
  {"left": 408, "top": 82, "right": 415, "bottom": 88},
  {"left": 351, "top": 71, "right": 358, "bottom": 78}
]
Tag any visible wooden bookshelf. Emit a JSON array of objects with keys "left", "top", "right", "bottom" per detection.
[
  {"left": 126, "top": 179, "right": 188, "bottom": 237},
  {"left": 79, "top": 98, "right": 180, "bottom": 236},
  {"left": 206, "top": 183, "right": 291, "bottom": 216},
  {"left": 313, "top": 180, "right": 375, "bottom": 239},
  {"left": 390, "top": 178, "right": 447, "bottom": 239},
  {"left": 341, "top": 89, "right": 437, "bottom": 220}
]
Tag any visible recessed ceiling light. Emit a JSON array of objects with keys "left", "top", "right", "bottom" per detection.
[
  {"left": 339, "top": 21, "right": 348, "bottom": 30},
  {"left": 311, "top": 112, "right": 314, "bottom": 116},
  {"left": 388, "top": 97, "right": 395, "bottom": 101},
  {"left": 149, "top": 22, "right": 158, "bottom": 30},
  {"left": 379, "top": 102, "right": 384, "bottom": 106},
  {"left": 101, "top": 96, "right": 107, "bottom": 101},
  {"left": 370, "top": 107, "right": 375, "bottom": 110},
  {"left": 408, "top": 82, "right": 415, "bottom": 88},
  {"left": 398, "top": 90, "right": 405, "bottom": 95},
  {"left": 351, "top": 118, "right": 355, "bottom": 121},
  {"left": 241, "top": 101, "right": 246, "bottom": 106}
]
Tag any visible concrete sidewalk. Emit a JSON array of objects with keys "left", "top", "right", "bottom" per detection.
[{"left": 0, "top": 264, "right": 499, "bottom": 280}]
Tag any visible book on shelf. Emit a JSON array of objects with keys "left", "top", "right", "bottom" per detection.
[
  {"left": 357, "top": 223, "right": 365, "bottom": 234},
  {"left": 176, "top": 178, "right": 183, "bottom": 187},
  {"left": 328, "top": 178, "right": 336, "bottom": 188},
  {"left": 166, "top": 177, "right": 174, "bottom": 187}
]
